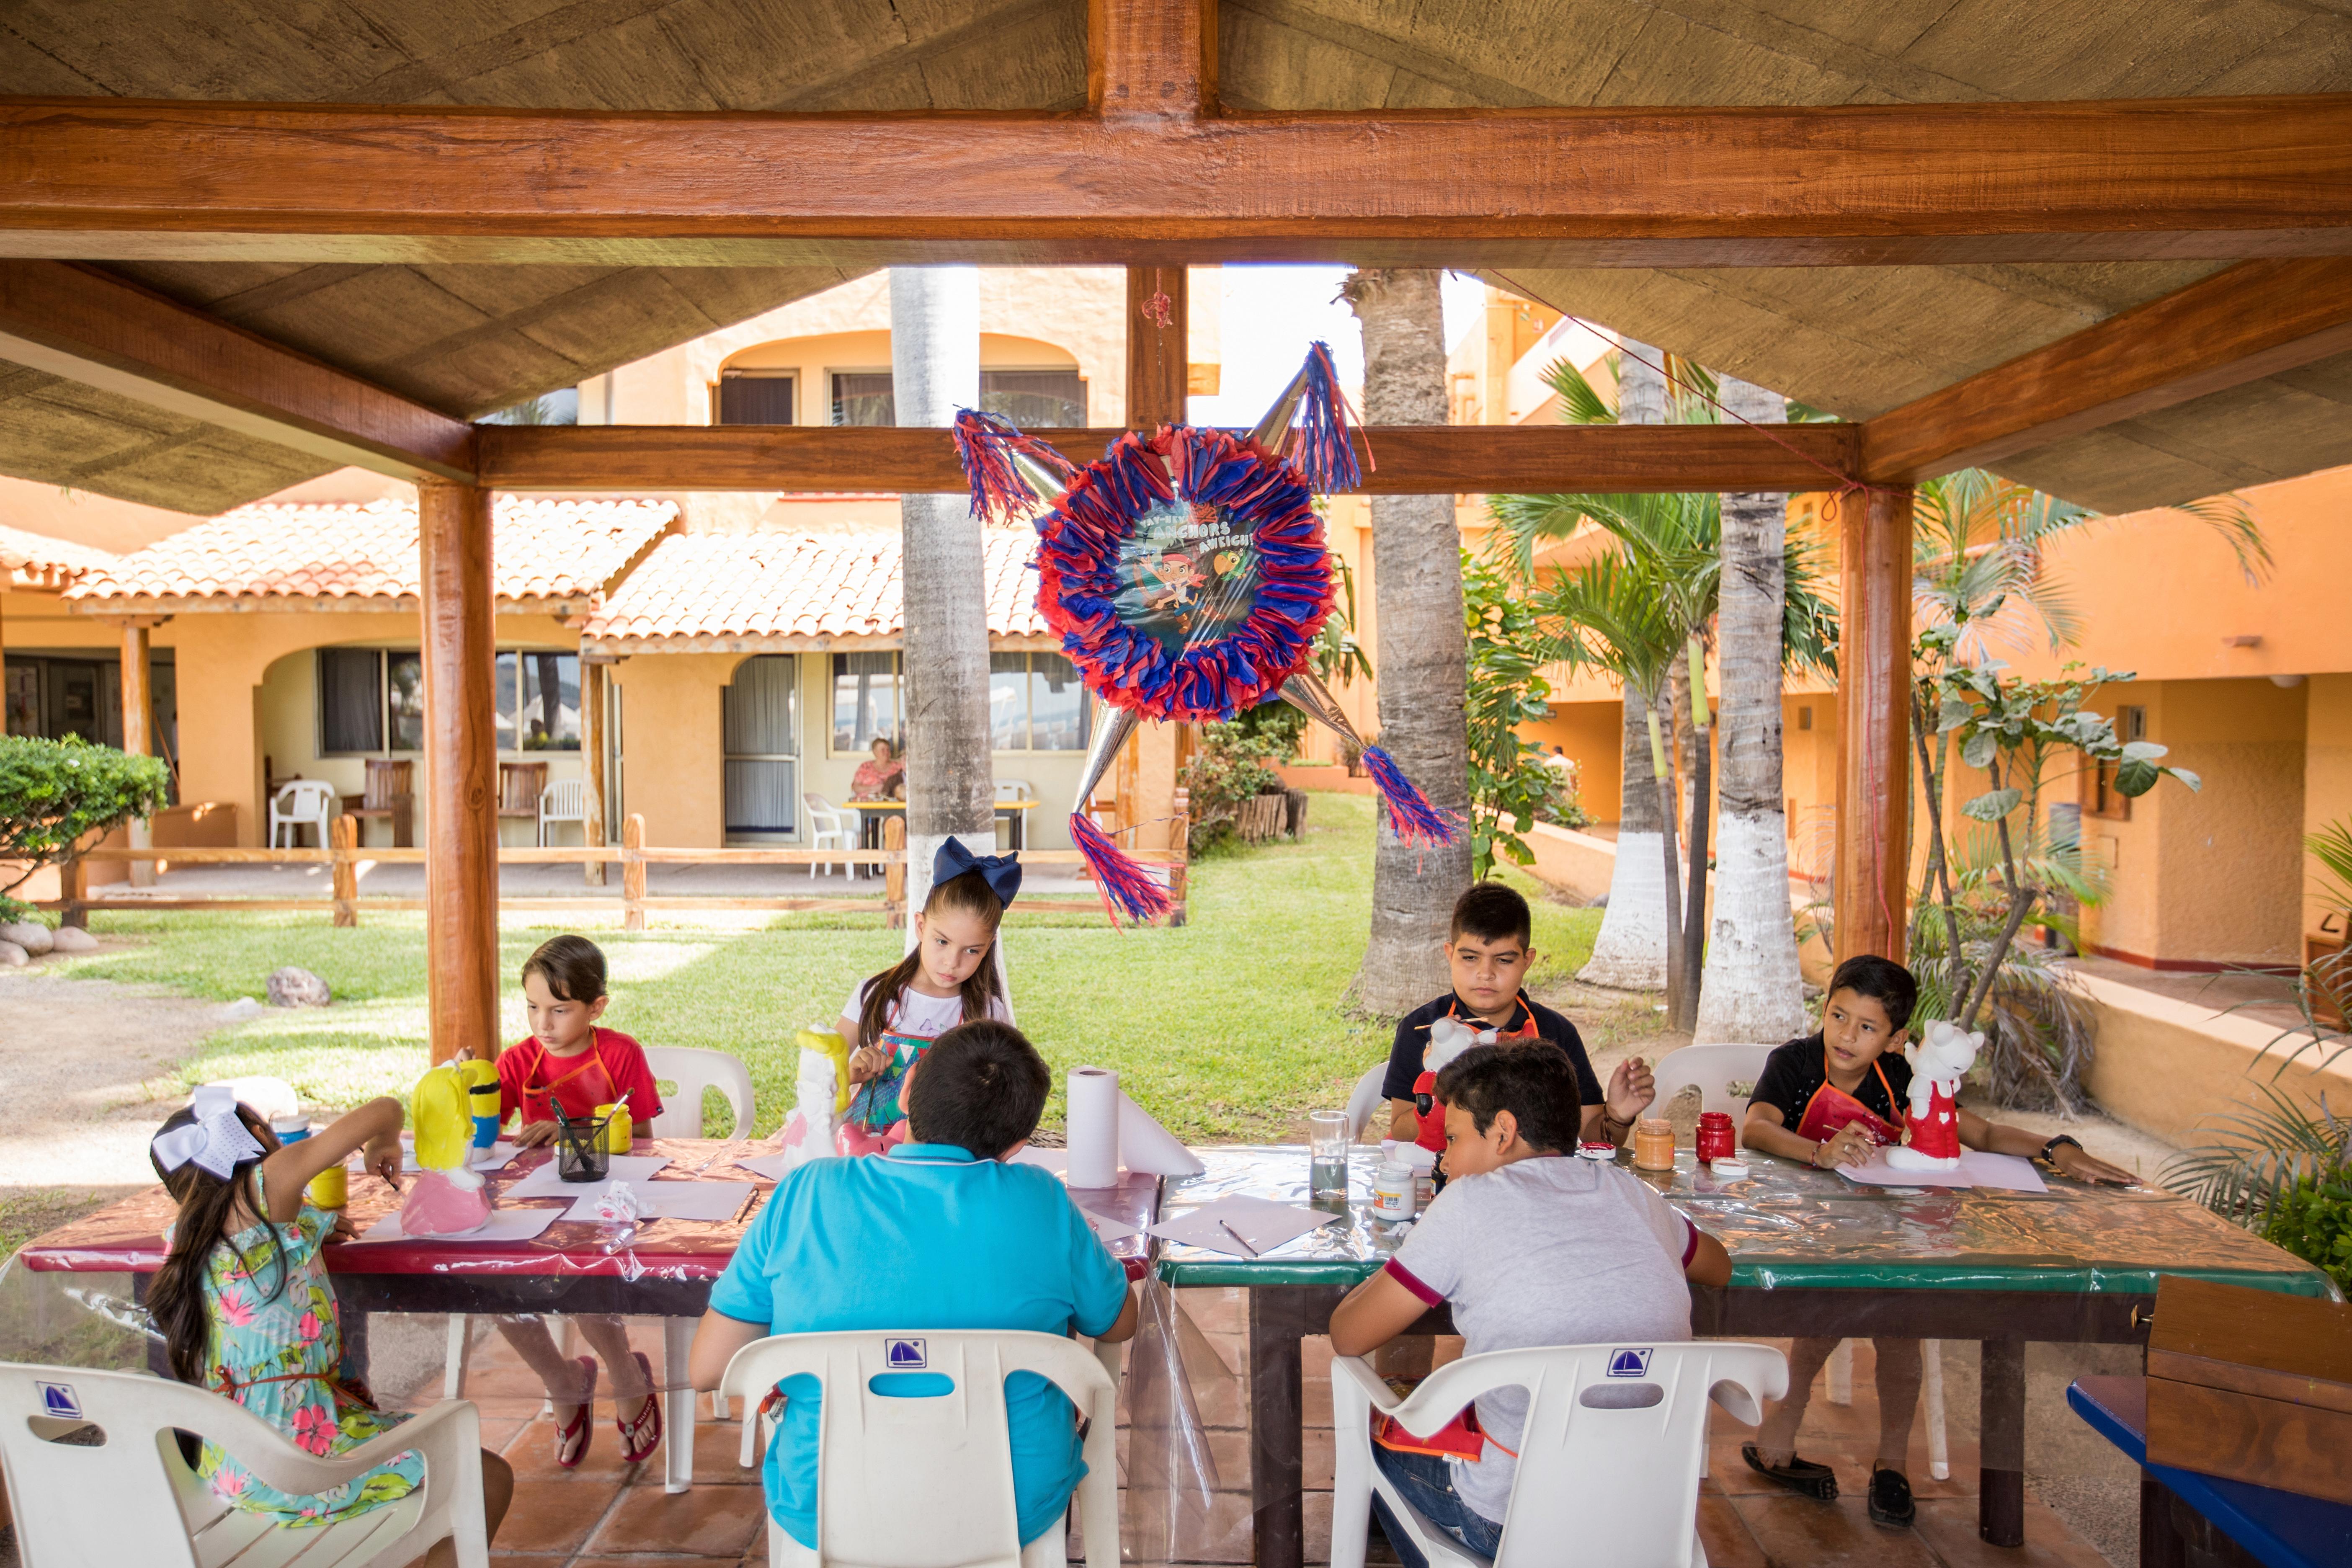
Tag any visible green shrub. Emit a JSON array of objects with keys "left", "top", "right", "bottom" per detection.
[
  {"left": 2264, "top": 1176, "right": 2352, "bottom": 1294},
  {"left": 0, "top": 735, "right": 172, "bottom": 921}
]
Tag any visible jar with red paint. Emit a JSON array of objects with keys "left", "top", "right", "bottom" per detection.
[{"left": 1695, "top": 1110, "right": 1738, "bottom": 1164}]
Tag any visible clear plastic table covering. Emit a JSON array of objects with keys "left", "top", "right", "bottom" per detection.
[{"left": 1152, "top": 1145, "right": 2338, "bottom": 1299}]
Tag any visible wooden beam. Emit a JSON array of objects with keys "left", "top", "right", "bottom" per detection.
[
  {"left": 1834, "top": 485, "right": 1912, "bottom": 966},
  {"left": 1862, "top": 257, "right": 2352, "bottom": 480},
  {"left": 118, "top": 619, "right": 154, "bottom": 888},
  {"left": 7, "top": 95, "right": 2352, "bottom": 268},
  {"left": 1126, "top": 265, "right": 1189, "bottom": 428},
  {"left": 0, "top": 260, "right": 475, "bottom": 481},
  {"left": 1088, "top": 0, "right": 1214, "bottom": 119},
  {"left": 477, "top": 421, "right": 1859, "bottom": 494},
  {"left": 419, "top": 479, "right": 499, "bottom": 1064}
]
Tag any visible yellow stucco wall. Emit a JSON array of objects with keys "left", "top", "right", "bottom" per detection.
[{"left": 2306, "top": 673, "right": 2352, "bottom": 945}]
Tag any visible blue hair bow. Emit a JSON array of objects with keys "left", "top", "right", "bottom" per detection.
[{"left": 935, "top": 837, "right": 1021, "bottom": 908}]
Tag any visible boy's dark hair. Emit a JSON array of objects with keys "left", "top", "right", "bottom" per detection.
[
  {"left": 1434, "top": 1041, "right": 1582, "bottom": 1154},
  {"left": 1450, "top": 881, "right": 1532, "bottom": 949},
  {"left": 524, "top": 934, "right": 608, "bottom": 1003},
  {"left": 904, "top": 1019, "right": 1052, "bottom": 1160},
  {"left": 1828, "top": 954, "right": 1918, "bottom": 1032}
]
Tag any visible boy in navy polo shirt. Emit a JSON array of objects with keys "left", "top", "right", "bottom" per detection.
[
  {"left": 690, "top": 1020, "right": 1138, "bottom": 1551},
  {"left": 1381, "top": 882, "right": 1657, "bottom": 1153}
]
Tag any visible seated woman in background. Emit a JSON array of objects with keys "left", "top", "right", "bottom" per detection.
[{"left": 852, "top": 737, "right": 905, "bottom": 800}]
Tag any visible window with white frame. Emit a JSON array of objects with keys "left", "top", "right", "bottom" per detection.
[
  {"left": 988, "top": 652, "right": 1090, "bottom": 752},
  {"left": 317, "top": 647, "right": 577, "bottom": 754},
  {"left": 831, "top": 652, "right": 902, "bottom": 753}
]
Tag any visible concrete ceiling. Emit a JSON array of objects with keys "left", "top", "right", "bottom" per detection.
[{"left": 3, "top": 0, "right": 2350, "bottom": 515}]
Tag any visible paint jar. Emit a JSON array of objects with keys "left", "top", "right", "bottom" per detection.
[
  {"left": 1371, "top": 1162, "right": 1416, "bottom": 1222},
  {"left": 306, "top": 1161, "right": 348, "bottom": 1210},
  {"left": 271, "top": 1115, "right": 311, "bottom": 1146},
  {"left": 1408, "top": 1145, "right": 1438, "bottom": 1208},
  {"left": 596, "top": 1103, "right": 633, "bottom": 1155},
  {"left": 1633, "top": 1118, "right": 1678, "bottom": 1171},
  {"left": 1696, "top": 1111, "right": 1738, "bottom": 1164}
]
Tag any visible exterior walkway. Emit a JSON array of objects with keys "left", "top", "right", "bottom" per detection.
[{"left": 84, "top": 861, "right": 1100, "bottom": 902}]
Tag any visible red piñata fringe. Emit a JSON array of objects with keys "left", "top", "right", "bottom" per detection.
[
  {"left": 954, "top": 409, "right": 1075, "bottom": 526},
  {"left": 1070, "top": 812, "right": 1172, "bottom": 926},
  {"left": 1360, "top": 745, "right": 1460, "bottom": 849}
]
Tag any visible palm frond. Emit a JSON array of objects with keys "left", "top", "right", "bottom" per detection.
[
  {"left": 2164, "top": 1081, "right": 2349, "bottom": 1226},
  {"left": 2307, "top": 817, "right": 2352, "bottom": 912},
  {"left": 2173, "top": 494, "right": 2273, "bottom": 585},
  {"left": 1542, "top": 354, "right": 1617, "bottom": 427}
]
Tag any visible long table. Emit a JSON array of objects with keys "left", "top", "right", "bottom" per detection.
[
  {"left": 5, "top": 1137, "right": 1160, "bottom": 1493},
  {"left": 1152, "top": 1145, "right": 2337, "bottom": 1568}
]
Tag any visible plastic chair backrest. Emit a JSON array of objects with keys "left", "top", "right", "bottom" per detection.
[
  {"left": 993, "top": 780, "right": 1032, "bottom": 802},
  {"left": 541, "top": 779, "right": 583, "bottom": 817},
  {"left": 0, "top": 1360, "right": 485, "bottom": 1568},
  {"left": 1344, "top": 1062, "right": 1389, "bottom": 1140},
  {"left": 1648, "top": 1042, "right": 1776, "bottom": 1123},
  {"left": 720, "top": 1329, "right": 1117, "bottom": 1568},
  {"left": 1388, "top": 1341, "right": 1784, "bottom": 1568},
  {"left": 274, "top": 780, "right": 334, "bottom": 818},
  {"left": 644, "top": 1045, "right": 753, "bottom": 1140}
]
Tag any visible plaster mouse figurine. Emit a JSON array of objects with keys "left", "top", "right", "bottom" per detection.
[
  {"left": 1409, "top": 1015, "right": 1498, "bottom": 1156},
  {"left": 1884, "top": 1020, "right": 1982, "bottom": 1171}
]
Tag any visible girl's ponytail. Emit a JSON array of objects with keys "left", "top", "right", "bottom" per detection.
[
  {"left": 857, "top": 868, "right": 1008, "bottom": 1043},
  {"left": 146, "top": 1102, "right": 284, "bottom": 1386}
]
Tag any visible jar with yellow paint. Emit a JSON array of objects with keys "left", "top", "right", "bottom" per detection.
[{"left": 596, "top": 1102, "right": 634, "bottom": 1155}]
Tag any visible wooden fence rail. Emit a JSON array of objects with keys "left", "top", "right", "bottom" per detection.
[{"left": 47, "top": 811, "right": 1191, "bottom": 931}]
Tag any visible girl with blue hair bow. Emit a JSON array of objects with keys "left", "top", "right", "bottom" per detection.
[{"left": 834, "top": 840, "right": 1021, "bottom": 1154}]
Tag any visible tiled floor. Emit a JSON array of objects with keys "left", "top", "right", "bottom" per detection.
[{"left": 412, "top": 1300, "right": 2129, "bottom": 1567}]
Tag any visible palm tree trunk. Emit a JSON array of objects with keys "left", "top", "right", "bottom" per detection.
[
  {"left": 1695, "top": 374, "right": 1809, "bottom": 1044},
  {"left": 892, "top": 266, "right": 994, "bottom": 934},
  {"left": 1647, "top": 701, "right": 1687, "bottom": 1017},
  {"left": 1679, "top": 636, "right": 1712, "bottom": 1033},
  {"left": 1343, "top": 268, "right": 1471, "bottom": 1014},
  {"left": 1580, "top": 340, "right": 1672, "bottom": 991}
]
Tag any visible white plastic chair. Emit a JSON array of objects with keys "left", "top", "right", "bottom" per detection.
[
  {"left": 537, "top": 778, "right": 585, "bottom": 846},
  {"left": 719, "top": 1329, "right": 1120, "bottom": 1568},
  {"left": 645, "top": 1045, "right": 754, "bottom": 1140},
  {"left": 993, "top": 780, "right": 1033, "bottom": 802},
  {"left": 804, "top": 792, "right": 854, "bottom": 877},
  {"left": 1330, "top": 1340, "right": 1788, "bottom": 1568},
  {"left": 1345, "top": 1063, "right": 1389, "bottom": 1141},
  {"left": 267, "top": 780, "right": 335, "bottom": 849},
  {"left": 0, "top": 1359, "right": 490, "bottom": 1568}
]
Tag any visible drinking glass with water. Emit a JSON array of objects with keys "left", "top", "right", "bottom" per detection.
[{"left": 1308, "top": 1109, "right": 1351, "bottom": 1198}]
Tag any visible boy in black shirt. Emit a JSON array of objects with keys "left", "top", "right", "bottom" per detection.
[
  {"left": 1380, "top": 883, "right": 1655, "bottom": 1152},
  {"left": 1741, "top": 954, "right": 2134, "bottom": 1527}
]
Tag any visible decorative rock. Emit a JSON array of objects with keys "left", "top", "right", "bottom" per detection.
[
  {"left": 48, "top": 926, "right": 99, "bottom": 953},
  {"left": 267, "top": 966, "right": 333, "bottom": 1008},
  {"left": 0, "top": 940, "right": 26, "bottom": 967},
  {"left": 0, "top": 921, "right": 54, "bottom": 956}
]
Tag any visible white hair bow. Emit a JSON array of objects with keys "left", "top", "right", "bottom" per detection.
[{"left": 153, "top": 1084, "right": 266, "bottom": 1180}]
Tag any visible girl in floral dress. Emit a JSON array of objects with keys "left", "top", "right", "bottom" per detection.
[{"left": 148, "top": 1088, "right": 511, "bottom": 1558}]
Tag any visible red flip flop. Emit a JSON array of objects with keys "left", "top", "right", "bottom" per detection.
[
  {"left": 554, "top": 1356, "right": 598, "bottom": 1470},
  {"left": 616, "top": 1351, "right": 664, "bottom": 1465}
]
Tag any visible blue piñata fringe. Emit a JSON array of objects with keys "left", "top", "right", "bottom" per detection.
[
  {"left": 953, "top": 409, "right": 1074, "bottom": 527},
  {"left": 1069, "top": 812, "right": 1173, "bottom": 926},
  {"left": 1287, "top": 342, "right": 1366, "bottom": 492},
  {"left": 1360, "top": 745, "right": 1459, "bottom": 849}
]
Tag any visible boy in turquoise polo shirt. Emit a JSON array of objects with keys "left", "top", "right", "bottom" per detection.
[{"left": 689, "top": 1019, "right": 1138, "bottom": 1549}]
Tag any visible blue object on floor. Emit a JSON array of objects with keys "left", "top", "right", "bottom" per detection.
[{"left": 2068, "top": 1374, "right": 2352, "bottom": 1568}]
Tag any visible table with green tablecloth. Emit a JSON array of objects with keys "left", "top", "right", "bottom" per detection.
[{"left": 1154, "top": 1145, "right": 2336, "bottom": 1568}]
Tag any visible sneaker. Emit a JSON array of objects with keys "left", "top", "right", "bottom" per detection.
[{"left": 1867, "top": 1467, "right": 1916, "bottom": 1527}]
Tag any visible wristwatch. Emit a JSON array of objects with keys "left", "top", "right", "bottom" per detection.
[{"left": 2037, "top": 1134, "right": 2083, "bottom": 1166}]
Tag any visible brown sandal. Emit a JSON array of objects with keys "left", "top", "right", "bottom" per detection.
[
  {"left": 553, "top": 1356, "right": 598, "bottom": 1470},
  {"left": 616, "top": 1351, "right": 663, "bottom": 1465}
]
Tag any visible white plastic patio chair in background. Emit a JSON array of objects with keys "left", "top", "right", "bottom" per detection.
[
  {"left": 1650, "top": 1042, "right": 1950, "bottom": 1479},
  {"left": 0, "top": 1359, "right": 490, "bottom": 1568},
  {"left": 804, "top": 792, "right": 854, "bottom": 877},
  {"left": 537, "top": 778, "right": 585, "bottom": 846},
  {"left": 268, "top": 779, "right": 336, "bottom": 849},
  {"left": 720, "top": 1328, "right": 1121, "bottom": 1568},
  {"left": 1330, "top": 1340, "right": 1787, "bottom": 1568},
  {"left": 1345, "top": 1063, "right": 1389, "bottom": 1141}
]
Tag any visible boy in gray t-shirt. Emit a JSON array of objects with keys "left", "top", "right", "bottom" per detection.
[{"left": 1332, "top": 1041, "right": 1730, "bottom": 1555}]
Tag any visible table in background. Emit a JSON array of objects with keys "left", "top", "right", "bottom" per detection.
[
  {"left": 849, "top": 797, "right": 1041, "bottom": 852},
  {"left": 2069, "top": 1374, "right": 2352, "bottom": 1568},
  {"left": 10, "top": 1139, "right": 1159, "bottom": 1492},
  {"left": 1154, "top": 1145, "right": 2336, "bottom": 1568}
]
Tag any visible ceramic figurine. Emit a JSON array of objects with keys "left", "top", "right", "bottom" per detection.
[
  {"left": 779, "top": 1027, "right": 854, "bottom": 1169},
  {"left": 402, "top": 1060, "right": 495, "bottom": 1235},
  {"left": 1884, "top": 1021, "right": 1981, "bottom": 1171}
]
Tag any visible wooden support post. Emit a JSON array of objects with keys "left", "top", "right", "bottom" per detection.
[
  {"left": 1979, "top": 1337, "right": 2028, "bottom": 1547},
  {"left": 621, "top": 811, "right": 646, "bottom": 932},
  {"left": 331, "top": 813, "right": 358, "bottom": 928},
  {"left": 883, "top": 815, "right": 907, "bottom": 928},
  {"left": 418, "top": 479, "right": 499, "bottom": 1065},
  {"left": 1125, "top": 264, "right": 1188, "bottom": 429},
  {"left": 59, "top": 850, "right": 85, "bottom": 930},
  {"left": 579, "top": 656, "right": 608, "bottom": 887},
  {"left": 118, "top": 619, "right": 155, "bottom": 888},
  {"left": 1834, "top": 485, "right": 1913, "bottom": 963},
  {"left": 1167, "top": 784, "right": 1190, "bottom": 928}
]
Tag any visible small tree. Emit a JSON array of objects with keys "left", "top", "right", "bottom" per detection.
[
  {"left": 0, "top": 735, "right": 173, "bottom": 921},
  {"left": 1461, "top": 551, "right": 1560, "bottom": 881}
]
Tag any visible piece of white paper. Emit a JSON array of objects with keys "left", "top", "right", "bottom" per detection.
[
  {"left": 1077, "top": 1207, "right": 1145, "bottom": 1243},
  {"left": 1836, "top": 1149, "right": 2047, "bottom": 1193},
  {"left": 560, "top": 1180, "right": 756, "bottom": 1224},
  {"left": 401, "top": 1140, "right": 518, "bottom": 1174},
  {"left": 354, "top": 1205, "right": 565, "bottom": 1245},
  {"left": 503, "top": 1153, "right": 674, "bottom": 1197},
  {"left": 1117, "top": 1093, "right": 1205, "bottom": 1177},
  {"left": 1149, "top": 1195, "right": 1343, "bottom": 1258},
  {"left": 732, "top": 1152, "right": 793, "bottom": 1182}
]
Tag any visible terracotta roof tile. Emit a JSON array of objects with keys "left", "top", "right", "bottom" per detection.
[
  {"left": 66, "top": 498, "right": 676, "bottom": 606},
  {"left": 0, "top": 523, "right": 115, "bottom": 589},
  {"left": 581, "top": 528, "right": 1048, "bottom": 648}
]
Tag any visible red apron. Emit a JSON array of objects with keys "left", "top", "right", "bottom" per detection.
[{"left": 1792, "top": 1047, "right": 1901, "bottom": 1146}]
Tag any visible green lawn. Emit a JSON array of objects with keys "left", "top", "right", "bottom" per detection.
[{"left": 49, "top": 793, "right": 1599, "bottom": 1143}]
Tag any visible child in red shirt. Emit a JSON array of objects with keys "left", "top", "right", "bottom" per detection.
[{"left": 493, "top": 935, "right": 668, "bottom": 1470}]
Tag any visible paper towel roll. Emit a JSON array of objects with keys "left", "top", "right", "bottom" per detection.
[
  {"left": 1117, "top": 1091, "right": 1205, "bottom": 1177},
  {"left": 1065, "top": 1067, "right": 1122, "bottom": 1188}
]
